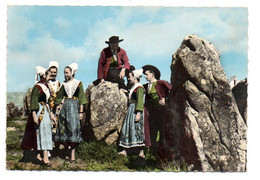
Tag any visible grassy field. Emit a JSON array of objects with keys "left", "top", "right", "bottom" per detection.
[{"left": 6, "top": 117, "right": 183, "bottom": 172}]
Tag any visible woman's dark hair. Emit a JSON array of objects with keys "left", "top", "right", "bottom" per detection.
[
  {"left": 49, "top": 66, "right": 58, "bottom": 73},
  {"left": 65, "top": 66, "right": 72, "bottom": 71},
  {"left": 49, "top": 66, "right": 58, "bottom": 71},
  {"left": 45, "top": 69, "right": 51, "bottom": 76}
]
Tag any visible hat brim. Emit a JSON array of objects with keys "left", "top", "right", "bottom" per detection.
[
  {"left": 142, "top": 65, "right": 161, "bottom": 80},
  {"left": 105, "top": 39, "right": 124, "bottom": 44}
]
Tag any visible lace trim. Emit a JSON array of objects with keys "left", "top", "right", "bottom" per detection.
[
  {"left": 36, "top": 83, "right": 50, "bottom": 102},
  {"left": 63, "top": 79, "right": 80, "bottom": 98}
]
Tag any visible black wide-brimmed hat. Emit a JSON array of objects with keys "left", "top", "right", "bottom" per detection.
[
  {"left": 105, "top": 36, "right": 124, "bottom": 44},
  {"left": 142, "top": 65, "right": 161, "bottom": 80}
]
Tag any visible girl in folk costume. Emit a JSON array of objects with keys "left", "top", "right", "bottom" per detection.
[
  {"left": 54, "top": 63, "right": 88, "bottom": 162},
  {"left": 21, "top": 66, "right": 55, "bottom": 166},
  {"left": 118, "top": 69, "right": 148, "bottom": 161}
]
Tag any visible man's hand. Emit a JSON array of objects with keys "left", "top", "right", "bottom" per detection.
[
  {"left": 159, "top": 98, "right": 165, "bottom": 106},
  {"left": 119, "top": 69, "right": 126, "bottom": 79},
  {"left": 79, "top": 112, "right": 84, "bottom": 121},
  {"left": 50, "top": 113, "right": 56, "bottom": 125}
]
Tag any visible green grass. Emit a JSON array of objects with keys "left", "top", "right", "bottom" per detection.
[
  {"left": 6, "top": 119, "right": 26, "bottom": 152},
  {"left": 77, "top": 140, "right": 141, "bottom": 171},
  {"left": 75, "top": 140, "right": 165, "bottom": 171},
  {"left": 6, "top": 117, "right": 183, "bottom": 171}
]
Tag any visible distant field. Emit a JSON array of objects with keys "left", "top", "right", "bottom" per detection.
[{"left": 7, "top": 92, "right": 27, "bottom": 108}]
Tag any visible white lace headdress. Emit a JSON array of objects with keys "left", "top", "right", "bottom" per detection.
[{"left": 68, "top": 63, "right": 78, "bottom": 75}]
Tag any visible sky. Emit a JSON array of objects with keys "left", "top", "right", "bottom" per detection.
[{"left": 6, "top": 6, "right": 248, "bottom": 92}]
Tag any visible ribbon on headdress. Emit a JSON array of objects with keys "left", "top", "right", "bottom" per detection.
[
  {"left": 132, "top": 69, "right": 143, "bottom": 79},
  {"left": 35, "top": 66, "right": 46, "bottom": 83}
]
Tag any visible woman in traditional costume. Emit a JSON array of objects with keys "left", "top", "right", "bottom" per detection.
[
  {"left": 118, "top": 69, "right": 147, "bottom": 160},
  {"left": 54, "top": 63, "right": 87, "bottom": 162},
  {"left": 21, "top": 66, "right": 55, "bottom": 166}
]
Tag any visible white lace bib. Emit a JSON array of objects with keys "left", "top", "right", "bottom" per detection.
[{"left": 63, "top": 79, "right": 80, "bottom": 98}]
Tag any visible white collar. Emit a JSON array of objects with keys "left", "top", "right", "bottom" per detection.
[
  {"left": 129, "top": 83, "right": 143, "bottom": 101},
  {"left": 63, "top": 78, "right": 80, "bottom": 98},
  {"left": 36, "top": 82, "right": 50, "bottom": 102},
  {"left": 148, "top": 80, "right": 157, "bottom": 92},
  {"left": 149, "top": 80, "right": 157, "bottom": 84}
]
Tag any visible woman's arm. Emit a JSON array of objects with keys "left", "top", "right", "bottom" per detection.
[{"left": 135, "top": 87, "right": 144, "bottom": 122}]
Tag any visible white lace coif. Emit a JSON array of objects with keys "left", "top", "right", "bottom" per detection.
[
  {"left": 133, "top": 69, "right": 143, "bottom": 79},
  {"left": 49, "top": 61, "right": 59, "bottom": 69},
  {"left": 68, "top": 63, "right": 78, "bottom": 75}
]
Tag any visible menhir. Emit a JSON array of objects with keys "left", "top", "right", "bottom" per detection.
[
  {"left": 82, "top": 81, "right": 128, "bottom": 145},
  {"left": 158, "top": 34, "right": 247, "bottom": 172}
]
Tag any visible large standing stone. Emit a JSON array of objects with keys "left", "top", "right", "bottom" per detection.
[
  {"left": 83, "top": 81, "right": 128, "bottom": 145},
  {"left": 158, "top": 35, "right": 247, "bottom": 172},
  {"left": 232, "top": 79, "right": 248, "bottom": 124}
]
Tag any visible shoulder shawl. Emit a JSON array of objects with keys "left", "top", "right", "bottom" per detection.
[
  {"left": 35, "top": 82, "right": 50, "bottom": 102},
  {"left": 62, "top": 78, "right": 81, "bottom": 98}
]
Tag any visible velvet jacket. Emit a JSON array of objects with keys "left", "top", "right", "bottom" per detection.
[
  {"left": 97, "top": 47, "right": 130, "bottom": 80},
  {"left": 143, "top": 80, "right": 172, "bottom": 105}
]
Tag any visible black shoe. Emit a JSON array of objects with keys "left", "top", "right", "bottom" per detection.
[
  {"left": 133, "top": 156, "right": 146, "bottom": 167},
  {"left": 43, "top": 162, "right": 51, "bottom": 167},
  {"left": 32, "top": 158, "right": 44, "bottom": 165}
]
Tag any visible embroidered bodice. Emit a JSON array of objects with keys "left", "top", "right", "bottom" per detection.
[{"left": 48, "top": 80, "right": 60, "bottom": 95}]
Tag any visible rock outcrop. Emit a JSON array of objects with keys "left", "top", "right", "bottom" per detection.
[
  {"left": 158, "top": 35, "right": 247, "bottom": 172},
  {"left": 6, "top": 102, "right": 24, "bottom": 118},
  {"left": 23, "top": 87, "right": 33, "bottom": 116},
  {"left": 232, "top": 79, "right": 248, "bottom": 124},
  {"left": 83, "top": 81, "right": 128, "bottom": 145}
]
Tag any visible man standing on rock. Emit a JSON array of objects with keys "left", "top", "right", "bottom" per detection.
[
  {"left": 97, "top": 36, "right": 130, "bottom": 90},
  {"left": 142, "top": 65, "right": 172, "bottom": 152}
]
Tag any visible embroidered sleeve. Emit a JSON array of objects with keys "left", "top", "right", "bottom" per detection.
[
  {"left": 135, "top": 87, "right": 144, "bottom": 112},
  {"left": 30, "top": 85, "right": 41, "bottom": 111},
  {"left": 78, "top": 82, "right": 88, "bottom": 105}
]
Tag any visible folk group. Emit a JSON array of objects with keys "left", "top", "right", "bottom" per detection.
[{"left": 21, "top": 36, "right": 172, "bottom": 167}]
